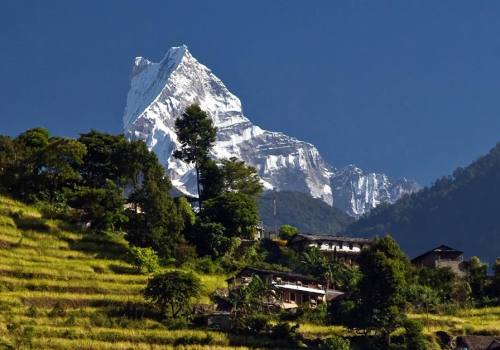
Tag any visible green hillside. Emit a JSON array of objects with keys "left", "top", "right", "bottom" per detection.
[
  {"left": 0, "top": 196, "right": 240, "bottom": 350},
  {"left": 259, "top": 191, "right": 353, "bottom": 233},
  {"left": 349, "top": 143, "right": 500, "bottom": 264}
]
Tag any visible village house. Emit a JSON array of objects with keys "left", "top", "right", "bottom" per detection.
[
  {"left": 411, "top": 245, "right": 468, "bottom": 276},
  {"left": 288, "top": 233, "right": 372, "bottom": 264},
  {"left": 454, "top": 335, "right": 500, "bottom": 350},
  {"left": 227, "top": 267, "right": 343, "bottom": 310}
]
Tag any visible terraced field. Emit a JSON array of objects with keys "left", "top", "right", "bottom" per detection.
[{"left": 0, "top": 196, "right": 243, "bottom": 350}]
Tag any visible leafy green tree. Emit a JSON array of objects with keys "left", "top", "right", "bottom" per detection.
[
  {"left": 69, "top": 180, "right": 127, "bottom": 231},
  {"left": 199, "top": 159, "right": 224, "bottom": 201},
  {"left": 219, "top": 157, "right": 262, "bottom": 197},
  {"left": 201, "top": 192, "right": 259, "bottom": 239},
  {"left": 404, "top": 319, "right": 427, "bottom": 350},
  {"left": 279, "top": 224, "right": 299, "bottom": 241},
  {"left": 414, "top": 266, "right": 456, "bottom": 304},
  {"left": 193, "top": 220, "right": 235, "bottom": 258},
  {"left": 127, "top": 154, "right": 183, "bottom": 258},
  {"left": 39, "top": 137, "right": 86, "bottom": 203},
  {"left": 173, "top": 104, "right": 217, "bottom": 208},
  {"left": 1, "top": 128, "right": 50, "bottom": 200},
  {"left": 330, "top": 236, "right": 410, "bottom": 344},
  {"left": 468, "top": 256, "right": 489, "bottom": 302},
  {"left": 144, "top": 271, "right": 201, "bottom": 318},
  {"left": 175, "top": 196, "right": 196, "bottom": 239},
  {"left": 0, "top": 135, "right": 17, "bottom": 194},
  {"left": 129, "top": 246, "right": 160, "bottom": 274},
  {"left": 77, "top": 131, "right": 129, "bottom": 187},
  {"left": 356, "top": 235, "right": 410, "bottom": 343}
]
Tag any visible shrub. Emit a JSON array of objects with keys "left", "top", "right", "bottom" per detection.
[
  {"left": 173, "top": 333, "right": 214, "bottom": 345},
  {"left": 320, "top": 336, "right": 351, "bottom": 350},
  {"left": 48, "top": 302, "right": 67, "bottom": 317},
  {"left": 404, "top": 319, "right": 426, "bottom": 350},
  {"left": 129, "top": 246, "right": 160, "bottom": 274},
  {"left": 195, "top": 255, "right": 222, "bottom": 274},
  {"left": 279, "top": 224, "right": 299, "bottom": 241},
  {"left": 144, "top": 271, "right": 201, "bottom": 318}
]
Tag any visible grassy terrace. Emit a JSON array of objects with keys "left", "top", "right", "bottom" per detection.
[{"left": 0, "top": 196, "right": 235, "bottom": 349}]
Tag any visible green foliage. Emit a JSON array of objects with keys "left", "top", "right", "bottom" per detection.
[
  {"left": 330, "top": 236, "right": 410, "bottom": 345},
  {"left": 404, "top": 319, "right": 426, "bottom": 350},
  {"left": 128, "top": 246, "right": 160, "bottom": 274},
  {"left": 319, "top": 335, "right": 351, "bottom": 350},
  {"left": 468, "top": 256, "right": 489, "bottom": 302},
  {"left": 413, "top": 266, "right": 456, "bottom": 304},
  {"left": 279, "top": 224, "right": 298, "bottom": 240},
  {"left": 77, "top": 131, "right": 130, "bottom": 188},
  {"left": 218, "top": 157, "right": 262, "bottom": 198},
  {"left": 259, "top": 191, "right": 353, "bottom": 234},
  {"left": 201, "top": 192, "right": 259, "bottom": 239},
  {"left": 144, "top": 271, "right": 201, "bottom": 318},
  {"left": 349, "top": 142, "right": 500, "bottom": 265},
  {"left": 0, "top": 128, "right": 86, "bottom": 203},
  {"left": 173, "top": 104, "right": 217, "bottom": 207},
  {"left": 69, "top": 180, "right": 127, "bottom": 231},
  {"left": 356, "top": 236, "right": 409, "bottom": 336},
  {"left": 126, "top": 148, "right": 184, "bottom": 258},
  {"left": 39, "top": 137, "right": 86, "bottom": 200},
  {"left": 193, "top": 220, "right": 235, "bottom": 258}
]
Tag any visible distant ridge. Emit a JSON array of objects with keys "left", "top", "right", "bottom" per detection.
[
  {"left": 348, "top": 142, "right": 500, "bottom": 264},
  {"left": 259, "top": 191, "right": 354, "bottom": 234}
]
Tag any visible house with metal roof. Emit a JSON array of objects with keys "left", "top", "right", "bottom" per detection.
[
  {"left": 288, "top": 233, "right": 372, "bottom": 264},
  {"left": 412, "top": 245, "right": 468, "bottom": 276},
  {"left": 227, "top": 267, "right": 343, "bottom": 310}
]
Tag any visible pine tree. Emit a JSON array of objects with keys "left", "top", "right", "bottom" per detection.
[{"left": 173, "top": 104, "right": 217, "bottom": 209}]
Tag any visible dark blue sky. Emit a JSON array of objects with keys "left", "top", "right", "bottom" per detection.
[{"left": 1, "top": 1, "right": 500, "bottom": 184}]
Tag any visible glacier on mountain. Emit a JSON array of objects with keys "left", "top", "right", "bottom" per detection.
[{"left": 123, "top": 45, "right": 418, "bottom": 217}]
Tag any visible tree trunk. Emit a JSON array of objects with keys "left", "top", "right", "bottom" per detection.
[{"left": 195, "top": 161, "right": 202, "bottom": 210}]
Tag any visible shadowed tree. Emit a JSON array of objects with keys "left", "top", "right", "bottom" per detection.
[{"left": 173, "top": 104, "right": 217, "bottom": 209}]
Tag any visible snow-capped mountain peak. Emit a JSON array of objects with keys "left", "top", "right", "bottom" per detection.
[{"left": 123, "top": 45, "right": 418, "bottom": 217}]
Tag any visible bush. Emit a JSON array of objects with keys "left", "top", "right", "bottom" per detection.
[
  {"left": 320, "top": 336, "right": 351, "bottom": 350},
  {"left": 144, "top": 271, "right": 201, "bottom": 319},
  {"left": 173, "top": 333, "right": 214, "bottom": 345},
  {"left": 129, "top": 246, "right": 160, "bottom": 274},
  {"left": 195, "top": 256, "right": 222, "bottom": 274},
  {"left": 404, "top": 320, "right": 426, "bottom": 350},
  {"left": 279, "top": 224, "right": 299, "bottom": 241},
  {"left": 48, "top": 302, "right": 67, "bottom": 317}
]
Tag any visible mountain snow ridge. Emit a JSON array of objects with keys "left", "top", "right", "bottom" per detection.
[{"left": 123, "top": 45, "right": 418, "bottom": 217}]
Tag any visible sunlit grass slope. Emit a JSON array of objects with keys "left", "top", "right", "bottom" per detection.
[{"left": 0, "top": 196, "right": 235, "bottom": 350}]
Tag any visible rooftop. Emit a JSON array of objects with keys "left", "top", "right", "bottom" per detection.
[
  {"left": 289, "top": 233, "right": 372, "bottom": 244},
  {"left": 228, "top": 267, "right": 318, "bottom": 283},
  {"left": 412, "top": 244, "right": 464, "bottom": 263}
]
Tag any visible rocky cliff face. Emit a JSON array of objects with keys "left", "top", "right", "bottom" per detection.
[
  {"left": 330, "top": 165, "right": 420, "bottom": 217},
  {"left": 123, "top": 45, "right": 418, "bottom": 217}
]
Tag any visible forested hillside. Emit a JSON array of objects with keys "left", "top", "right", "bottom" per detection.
[
  {"left": 259, "top": 191, "right": 353, "bottom": 233},
  {"left": 349, "top": 143, "right": 500, "bottom": 264}
]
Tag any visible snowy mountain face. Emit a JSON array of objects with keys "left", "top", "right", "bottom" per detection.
[
  {"left": 123, "top": 45, "right": 418, "bottom": 217},
  {"left": 330, "top": 165, "right": 420, "bottom": 217}
]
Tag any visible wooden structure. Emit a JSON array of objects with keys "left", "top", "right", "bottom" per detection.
[
  {"left": 227, "top": 267, "right": 342, "bottom": 309},
  {"left": 412, "top": 245, "right": 468, "bottom": 276},
  {"left": 288, "top": 233, "right": 372, "bottom": 264}
]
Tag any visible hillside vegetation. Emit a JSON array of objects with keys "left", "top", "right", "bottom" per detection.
[
  {"left": 259, "top": 191, "right": 353, "bottom": 234},
  {"left": 349, "top": 143, "right": 500, "bottom": 264},
  {"left": 0, "top": 196, "right": 238, "bottom": 350}
]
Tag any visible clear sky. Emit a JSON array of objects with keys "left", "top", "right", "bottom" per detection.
[{"left": 1, "top": 1, "right": 500, "bottom": 185}]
